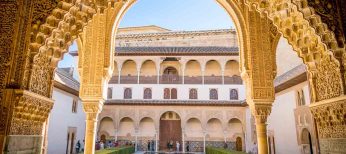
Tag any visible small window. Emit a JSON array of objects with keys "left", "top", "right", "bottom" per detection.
[
  {"left": 144, "top": 88, "right": 152, "bottom": 99},
  {"left": 171, "top": 88, "right": 177, "bottom": 99},
  {"left": 164, "top": 88, "right": 170, "bottom": 99},
  {"left": 107, "top": 87, "right": 112, "bottom": 99},
  {"left": 189, "top": 89, "right": 198, "bottom": 99},
  {"left": 163, "top": 88, "right": 177, "bottom": 99},
  {"left": 72, "top": 99, "right": 78, "bottom": 113},
  {"left": 296, "top": 89, "right": 306, "bottom": 106},
  {"left": 210, "top": 89, "right": 218, "bottom": 100},
  {"left": 300, "top": 89, "right": 306, "bottom": 105},
  {"left": 230, "top": 89, "right": 238, "bottom": 100},
  {"left": 124, "top": 88, "right": 132, "bottom": 99}
]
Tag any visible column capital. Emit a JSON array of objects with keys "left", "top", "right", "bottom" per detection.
[
  {"left": 250, "top": 103, "right": 272, "bottom": 124},
  {"left": 83, "top": 100, "right": 104, "bottom": 114}
]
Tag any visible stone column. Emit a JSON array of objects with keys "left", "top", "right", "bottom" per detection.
[
  {"left": 137, "top": 70, "right": 140, "bottom": 84},
  {"left": 222, "top": 71, "right": 225, "bottom": 85},
  {"left": 182, "top": 129, "right": 185, "bottom": 152},
  {"left": 135, "top": 129, "right": 138, "bottom": 152},
  {"left": 223, "top": 131, "right": 227, "bottom": 143},
  {"left": 156, "top": 59, "right": 162, "bottom": 84},
  {"left": 203, "top": 131, "right": 206, "bottom": 153},
  {"left": 114, "top": 129, "right": 118, "bottom": 141},
  {"left": 179, "top": 59, "right": 186, "bottom": 84},
  {"left": 202, "top": 70, "right": 205, "bottom": 85},
  {"left": 83, "top": 101, "right": 103, "bottom": 154},
  {"left": 155, "top": 130, "right": 159, "bottom": 152},
  {"left": 157, "top": 69, "right": 160, "bottom": 84},
  {"left": 118, "top": 70, "right": 121, "bottom": 84},
  {"left": 251, "top": 104, "right": 271, "bottom": 154}
]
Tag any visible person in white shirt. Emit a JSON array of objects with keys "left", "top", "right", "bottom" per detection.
[
  {"left": 176, "top": 141, "right": 180, "bottom": 152},
  {"left": 100, "top": 142, "right": 104, "bottom": 149}
]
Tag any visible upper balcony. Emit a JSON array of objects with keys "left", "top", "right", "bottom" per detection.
[
  {"left": 110, "top": 57, "right": 243, "bottom": 85},
  {"left": 110, "top": 75, "right": 242, "bottom": 84}
]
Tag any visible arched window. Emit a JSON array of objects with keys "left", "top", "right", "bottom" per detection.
[
  {"left": 230, "top": 89, "right": 238, "bottom": 100},
  {"left": 189, "top": 89, "right": 198, "bottom": 99},
  {"left": 107, "top": 87, "right": 112, "bottom": 99},
  {"left": 210, "top": 89, "right": 218, "bottom": 100},
  {"left": 171, "top": 88, "right": 177, "bottom": 99},
  {"left": 164, "top": 88, "right": 170, "bottom": 99},
  {"left": 143, "top": 88, "right": 152, "bottom": 99},
  {"left": 296, "top": 89, "right": 306, "bottom": 106},
  {"left": 124, "top": 88, "right": 132, "bottom": 99},
  {"left": 163, "top": 67, "right": 178, "bottom": 75}
]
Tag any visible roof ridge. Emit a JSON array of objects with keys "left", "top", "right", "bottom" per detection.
[{"left": 116, "top": 28, "right": 236, "bottom": 38}]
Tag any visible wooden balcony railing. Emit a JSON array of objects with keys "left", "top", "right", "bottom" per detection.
[
  {"left": 204, "top": 76, "right": 222, "bottom": 84},
  {"left": 120, "top": 76, "right": 138, "bottom": 84},
  {"left": 139, "top": 76, "right": 157, "bottom": 84},
  {"left": 159, "top": 75, "right": 182, "bottom": 84},
  {"left": 184, "top": 76, "right": 203, "bottom": 84},
  {"left": 111, "top": 75, "right": 243, "bottom": 85},
  {"left": 109, "top": 76, "right": 118, "bottom": 84},
  {"left": 224, "top": 75, "right": 242, "bottom": 84}
]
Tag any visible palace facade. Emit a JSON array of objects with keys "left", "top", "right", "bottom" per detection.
[
  {"left": 1, "top": 1, "right": 345, "bottom": 154},
  {"left": 69, "top": 26, "right": 319, "bottom": 153}
]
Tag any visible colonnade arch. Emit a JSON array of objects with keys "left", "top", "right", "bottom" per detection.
[
  {"left": 1, "top": 0, "right": 345, "bottom": 154},
  {"left": 98, "top": 117, "right": 114, "bottom": 141},
  {"left": 206, "top": 118, "right": 224, "bottom": 140},
  {"left": 225, "top": 60, "right": 240, "bottom": 77},
  {"left": 185, "top": 60, "right": 202, "bottom": 77},
  {"left": 121, "top": 60, "right": 137, "bottom": 76},
  {"left": 205, "top": 60, "right": 222, "bottom": 76},
  {"left": 118, "top": 117, "right": 135, "bottom": 139},
  {"left": 140, "top": 60, "right": 157, "bottom": 76}
]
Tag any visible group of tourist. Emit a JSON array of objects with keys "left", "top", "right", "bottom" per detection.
[
  {"left": 167, "top": 140, "right": 180, "bottom": 151},
  {"left": 147, "top": 140, "right": 155, "bottom": 151},
  {"left": 94, "top": 140, "right": 122, "bottom": 150},
  {"left": 75, "top": 140, "right": 84, "bottom": 153}
]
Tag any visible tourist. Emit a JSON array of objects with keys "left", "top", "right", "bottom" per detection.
[
  {"left": 223, "top": 141, "right": 228, "bottom": 149},
  {"left": 75, "top": 140, "right": 81, "bottom": 153},
  {"left": 95, "top": 141, "right": 100, "bottom": 150},
  {"left": 147, "top": 140, "right": 151, "bottom": 151},
  {"left": 81, "top": 140, "right": 85, "bottom": 152},
  {"left": 176, "top": 141, "right": 180, "bottom": 152},
  {"left": 151, "top": 140, "right": 155, "bottom": 151},
  {"left": 186, "top": 141, "right": 190, "bottom": 152},
  {"left": 169, "top": 140, "right": 173, "bottom": 151},
  {"left": 100, "top": 141, "right": 104, "bottom": 149}
]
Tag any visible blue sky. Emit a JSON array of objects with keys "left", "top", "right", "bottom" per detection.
[
  {"left": 59, "top": 0, "right": 233, "bottom": 68},
  {"left": 119, "top": 0, "right": 234, "bottom": 30}
]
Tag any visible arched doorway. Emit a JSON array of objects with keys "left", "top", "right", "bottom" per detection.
[
  {"left": 301, "top": 129, "right": 313, "bottom": 154},
  {"left": 101, "top": 134, "right": 106, "bottom": 143},
  {"left": 159, "top": 111, "right": 182, "bottom": 151},
  {"left": 236, "top": 137, "right": 242, "bottom": 151}
]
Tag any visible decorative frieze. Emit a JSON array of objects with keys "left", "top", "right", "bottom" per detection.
[
  {"left": 310, "top": 97, "right": 346, "bottom": 139},
  {"left": 1, "top": 89, "right": 53, "bottom": 135}
]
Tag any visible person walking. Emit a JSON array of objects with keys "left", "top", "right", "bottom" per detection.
[
  {"left": 81, "top": 140, "right": 85, "bottom": 152},
  {"left": 147, "top": 140, "right": 151, "bottom": 151},
  {"left": 75, "top": 140, "right": 81, "bottom": 153}
]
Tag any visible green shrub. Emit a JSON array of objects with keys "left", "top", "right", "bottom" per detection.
[
  {"left": 205, "top": 147, "right": 246, "bottom": 154},
  {"left": 96, "top": 146, "right": 135, "bottom": 154}
]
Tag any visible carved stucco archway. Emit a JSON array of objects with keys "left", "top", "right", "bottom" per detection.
[{"left": 1, "top": 0, "right": 345, "bottom": 154}]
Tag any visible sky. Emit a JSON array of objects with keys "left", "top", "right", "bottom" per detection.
[
  {"left": 59, "top": 0, "right": 234, "bottom": 68},
  {"left": 119, "top": 0, "right": 234, "bottom": 30}
]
